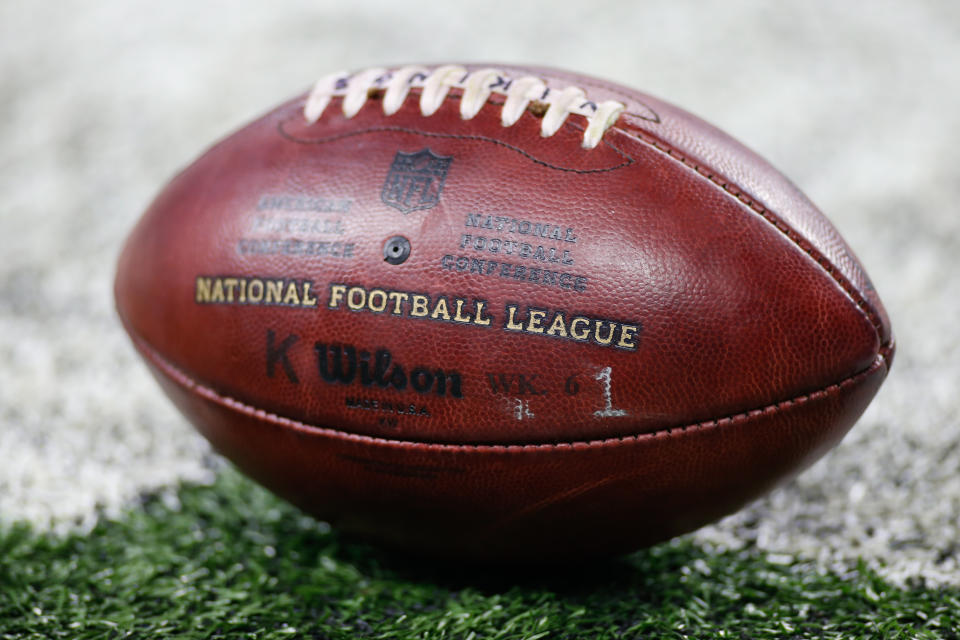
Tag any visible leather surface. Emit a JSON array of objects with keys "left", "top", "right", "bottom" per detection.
[
  {"left": 134, "top": 331, "right": 887, "bottom": 559},
  {"left": 496, "top": 64, "right": 892, "bottom": 347},
  {"left": 115, "top": 64, "right": 894, "bottom": 554}
]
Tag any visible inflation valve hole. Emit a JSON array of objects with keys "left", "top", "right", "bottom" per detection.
[{"left": 383, "top": 235, "right": 411, "bottom": 265}]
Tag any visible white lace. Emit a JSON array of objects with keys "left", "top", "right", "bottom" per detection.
[{"left": 304, "top": 65, "right": 625, "bottom": 149}]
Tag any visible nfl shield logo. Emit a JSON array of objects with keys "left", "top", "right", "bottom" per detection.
[{"left": 381, "top": 148, "right": 453, "bottom": 214}]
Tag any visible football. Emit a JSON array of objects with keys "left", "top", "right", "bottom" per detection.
[{"left": 115, "top": 64, "right": 894, "bottom": 559}]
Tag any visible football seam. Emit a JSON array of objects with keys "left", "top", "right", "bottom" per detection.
[
  {"left": 130, "top": 327, "right": 886, "bottom": 453},
  {"left": 278, "top": 119, "right": 636, "bottom": 174},
  {"left": 610, "top": 126, "right": 886, "bottom": 339},
  {"left": 485, "top": 66, "right": 882, "bottom": 336},
  {"left": 285, "top": 91, "right": 883, "bottom": 339}
]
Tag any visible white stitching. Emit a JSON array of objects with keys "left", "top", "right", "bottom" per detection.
[{"left": 304, "top": 65, "right": 626, "bottom": 150}]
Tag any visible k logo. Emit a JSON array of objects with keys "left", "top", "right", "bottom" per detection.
[{"left": 381, "top": 148, "right": 453, "bottom": 214}]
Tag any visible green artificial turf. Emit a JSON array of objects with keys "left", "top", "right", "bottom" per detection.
[{"left": 1, "top": 469, "right": 957, "bottom": 639}]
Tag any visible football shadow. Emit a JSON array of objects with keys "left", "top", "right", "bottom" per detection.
[{"left": 326, "top": 530, "right": 699, "bottom": 598}]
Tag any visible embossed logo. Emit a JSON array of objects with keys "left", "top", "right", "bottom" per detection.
[{"left": 381, "top": 148, "right": 452, "bottom": 214}]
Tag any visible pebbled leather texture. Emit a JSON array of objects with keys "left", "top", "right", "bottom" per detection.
[{"left": 115, "top": 64, "right": 894, "bottom": 556}]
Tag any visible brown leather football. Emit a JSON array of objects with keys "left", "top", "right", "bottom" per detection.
[{"left": 115, "top": 64, "right": 894, "bottom": 559}]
